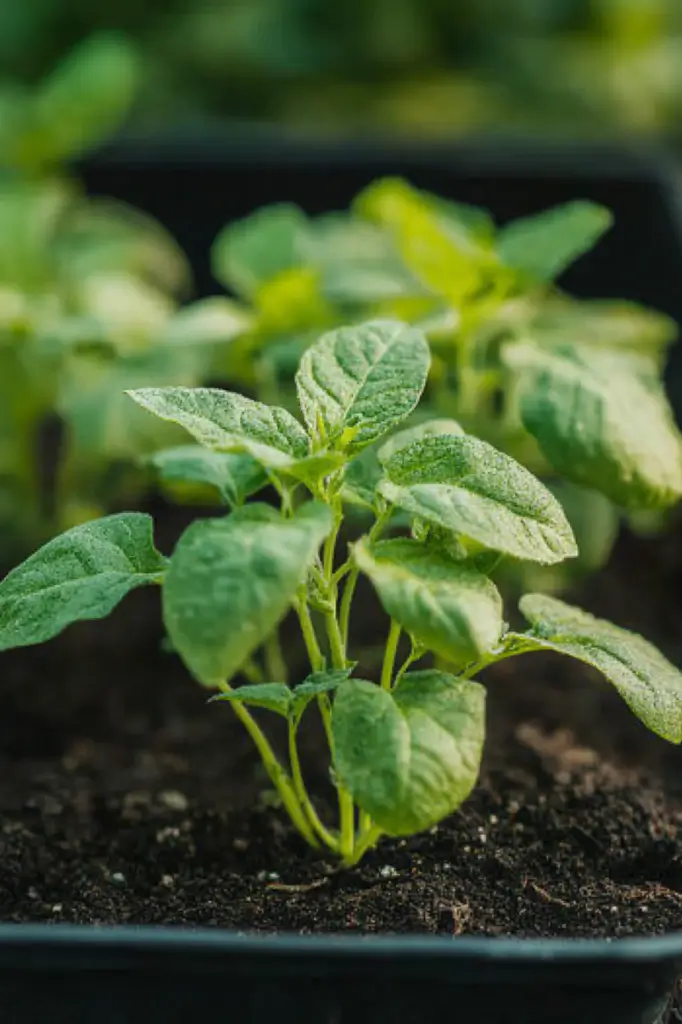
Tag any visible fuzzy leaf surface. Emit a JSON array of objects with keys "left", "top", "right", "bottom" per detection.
[
  {"left": 296, "top": 320, "right": 430, "bottom": 451},
  {"left": 163, "top": 503, "right": 332, "bottom": 687},
  {"left": 504, "top": 343, "right": 682, "bottom": 510},
  {"left": 354, "top": 538, "right": 502, "bottom": 666},
  {"left": 380, "top": 435, "right": 577, "bottom": 564},
  {"left": 127, "top": 387, "right": 310, "bottom": 469},
  {"left": 332, "top": 671, "right": 485, "bottom": 835},
  {"left": 515, "top": 594, "right": 682, "bottom": 743},
  {"left": 0, "top": 514, "right": 166, "bottom": 651}
]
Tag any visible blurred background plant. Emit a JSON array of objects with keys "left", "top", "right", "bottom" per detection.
[
  {"left": 0, "top": 34, "right": 241, "bottom": 558},
  {"left": 2, "top": 0, "right": 682, "bottom": 139},
  {"left": 196, "top": 179, "right": 682, "bottom": 596}
]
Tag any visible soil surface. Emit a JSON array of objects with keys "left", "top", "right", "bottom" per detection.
[{"left": 3, "top": 502, "right": 682, "bottom": 1013}]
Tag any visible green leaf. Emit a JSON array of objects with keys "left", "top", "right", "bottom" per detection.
[
  {"left": 504, "top": 343, "right": 682, "bottom": 510},
  {"left": 354, "top": 178, "right": 494, "bottom": 303},
  {"left": 333, "top": 671, "right": 485, "bottom": 835},
  {"left": 212, "top": 204, "right": 311, "bottom": 298},
  {"left": 498, "top": 201, "right": 613, "bottom": 282},
  {"left": 342, "top": 448, "right": 384, "bottom": 509},
  {"left": 211, "top": 683, "right": 292, "bottom": 717},
  {"left": 30, "top": 33, "right": 141, "bottom": 164},
  {"left": 527, "top": 300, "right": 677, "bottom": 361},
  {"left": 281, "top": 451, "right": 346, "bottom": 488},
  {"left": 163, "top": 502, "right": 333, "bottom": 687},
  {"left": 126, "top": 387, "right": 310, "bottom": 469},
  {"left": 353, "top": 538, "right": 503, "bottom": 666},
  {"left": 380, "top": 435, "right": 577, "bottom": 564},
  {"left": 162, "top": 298, "right": 252, "bottom": 347},
  {"left": 291, "top": 669, "right": 352, "bottom": 720},
  {"left": 378, "top": 418, "right": 464, "bottom": 464},
  {"left": 149, "top": 446, "right": 267, "bottom": 506},
  {"left": 295, "top": 320, "right": 430, "bottom": 451},
  {"left": 0, "top": 513, "right": 166, "bottom": 651},
  {"left": 516, "top": 594, "right": 682, "bottom": 743}
]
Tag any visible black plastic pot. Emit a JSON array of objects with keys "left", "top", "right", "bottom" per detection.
[
  {"left": 6, "top": 133, "right": 676, "bottom": 1022},
  {"left": 0, "top": 924, "right": 681, "bottom": 1023}
]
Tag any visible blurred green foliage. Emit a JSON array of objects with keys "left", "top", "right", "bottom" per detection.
[
  {"left": 202, "top": 177, "right": 682, "bottom": 594},
  {"left": 3, "top": 0, "right": 682, "bottom": 136},
  {"left": 0, "top": 36, "right": 242, "bottom": 557}
]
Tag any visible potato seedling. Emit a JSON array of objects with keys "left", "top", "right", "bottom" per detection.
[{"left": 2, "top": 320, "right": 682, "bottom": 866}]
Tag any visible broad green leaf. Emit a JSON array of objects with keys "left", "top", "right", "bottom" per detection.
[
  {"left": 30, "top": 34, "right": 141, "bottom": 164},
  {"left": 498, "top": 201, "right": 613, "bottom": 282},
  {"left": 354, "top": 538, "right": 503, "bottom": 666},
  {"left": 380, "top": 435, "right": 577, "bottom": 564},
  {"left": 162, "top": 298, "right": 252, "bottom": 347},
  {"left": 354, "top": 178, "right": 494, "bottom": 303},
  {"left": 378, "top": 418, "right": 464, "bottom": 464},
  {"left": 126, "top": 387, "right": 310, "bottom": 469},
  {"left": 333, "top": 671, "right": 485, "bottom": 835},
  {"left": 528, "top": 299, "right": 677, "bottom": 362},
  {"left": 255, "top": 267, "right": 334, "bottom": 335},
  {"left": 149, "top": 446, "right": 267, "bottom": 506},
  {"left": 291, "top": 669, "right": 352, "bottom": 720},
  {"left": 516, "top": 594, "right": 682, "bottom": 743},
  {"left": 163, "top": 502, "right": 332, "bottom": 687},
  {"left": 342, "top": 448, "right": 383, "bottom": 509},
  {"left": 0, "top": 513, "right": 166, "bottom": 651},
  {"left": 212, "top": 204, "right": 310, "bottom": 298},
  {"left": 504, "top": 343, "right": 682, "bottom": 510},
  {"left": 295, "top": 320, "right": 430, "bottom": 451},
  {"left": 211, "top": 683, "right": 292, "bottom": 717}
]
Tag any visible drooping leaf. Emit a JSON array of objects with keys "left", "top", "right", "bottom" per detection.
[
  {"left": 126, "top": 387, "right": 310, "bottom": 469},
  {"left": 211, "top": 683, "right": 292, "bottom": 717},
  {"left": 354, "top": 538, "right": 502, "bottom": 667},
  {"left": 212, "top": 204, "right": 311, "bottom": 298},
  {"left": 163, "top": 502, "right": 332, "bottom": 687},
  {"left": 503, "top": 343, "right": 682, "bottom": 510},
  {"left": 498, "top": 201, "right": 613, "bottom": 283},
  {"left": 295, "top": 320, "right": 430, "bottom": 451},
  {"left": 149, "top": 446, "right": 267, "bottom": 506},
  {"left": 515, "top": 594, "right": 682, "bottom": 743},
  {"left": 378, "top": 418, "right": 464, "bottom": 464},
  {"left": 291, "top": 669, "right": 352, "bottom": 721},
  {"left": 333, "top": 671, "right": 485, "bottom": 835},
  {"left": 0, "top": 514, "right": 166, "bottom": 651},
  {"left": 380, "top": 435, "right": 577, "bottom": 564}
]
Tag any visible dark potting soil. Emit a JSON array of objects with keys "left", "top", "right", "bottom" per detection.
[{"left": 3, "top": 504, "right": 682, "bottom": 950}]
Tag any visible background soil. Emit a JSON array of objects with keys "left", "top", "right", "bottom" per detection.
[{"left": 2, "top": 502, "right": 682, "bottom": 949}]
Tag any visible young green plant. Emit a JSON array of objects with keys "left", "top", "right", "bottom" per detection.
[{"left": 2, "top": 320, "right": 682, "bottom": 866}]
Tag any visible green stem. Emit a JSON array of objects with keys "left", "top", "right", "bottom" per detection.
[
  {"left": 265, "top": 629, "right": 288, "bottom": 683},
  {"left": 288, "top": 719, "right": 339, "bottom": 852},
  {"left": 218, "top": 682, "right": 319, "bottom": 849},
  {"left": 344, "top": 824, "right": 383, "bottom": 867},
  {"left": 325, "top": 611, "right": 348, "bottom": 671},
  {"left": 339, "top": 566, "right": 359, "bottom": 649},
  {"left": 295, "top": 595, "right": 325, "bottom": 673},
  {"left": 380, "top": 620, "right": 401, "bottom": 690}
]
